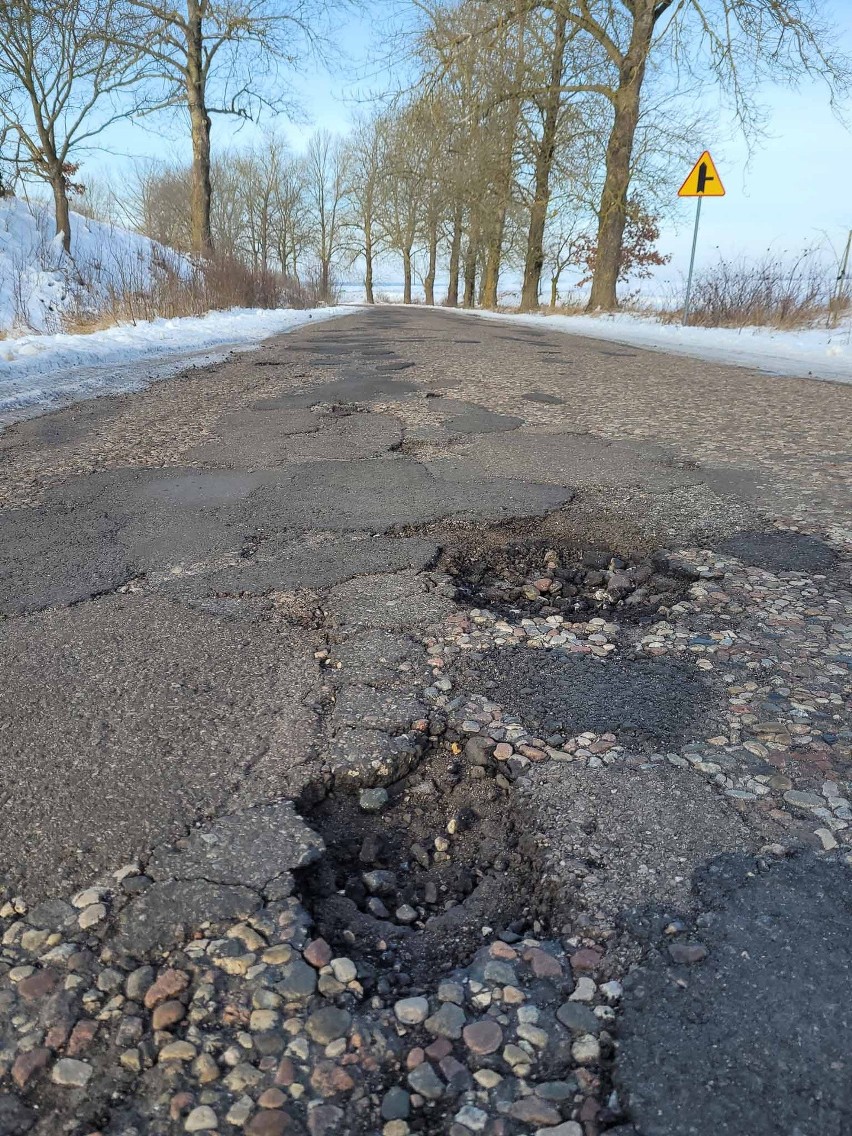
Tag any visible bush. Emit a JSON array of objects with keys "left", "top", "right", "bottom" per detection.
[
  {"left": 671, "top": 250, "right": 833, "bottom": 328},
  {"left": 63, "top": 249, "right": 319, "bottom": 332}
]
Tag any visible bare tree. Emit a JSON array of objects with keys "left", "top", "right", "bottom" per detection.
[
  {"left": 418, "top": 0, "right": 850, "bottom": 310},
  {"left": 556, "top": 0, "right": 850, "bottom": 310},
  {"left": 345, "top": 112, "right": 388, "bottom": 304},
  {"left": 0, "top": 0, "right": 152, "bottom": 252},
  {"left": 134, "top": 160, "right": 194, "bottom": 250},
  {"left": 304, "top": 129, "right": 348, "bottom": 302},
  {"left": 125, "top": 0, "right": 351, "bottom": 255}
]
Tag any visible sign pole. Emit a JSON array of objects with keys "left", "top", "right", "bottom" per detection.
[{"left": 682, "top": 195, "right": 702, "bottom": 327}]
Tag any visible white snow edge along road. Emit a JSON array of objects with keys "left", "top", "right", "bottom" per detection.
[
  {"left": 452, "top": 308, "right": 852, "bottom": 385},
  {"left": 0, "top": 306, "right": 353, "bottom": 427}
]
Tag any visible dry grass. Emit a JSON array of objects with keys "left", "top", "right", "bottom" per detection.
[
  {"left": 61, "top": 250, "right": 325, "bottom": 334},
  {"left": 663, "top": 251, "right": 844, "bottom": 329}
]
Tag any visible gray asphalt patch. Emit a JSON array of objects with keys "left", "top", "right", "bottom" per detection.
[
  {"left": 617, "top": 852, "right": 852, "bottom": 1136},
  {"left": 0, "top": 504, "right": 134, "bottom": 615},
  {"left": 524, "top": 391, "right": 565, "bottom": 405},
  {"left": 164, "top": 535, "right": 440, "bottom": 596},
  {"left": 0, "top": 594, "right": 322, "bottom": 898},
  {"left": 455, "top": 648, "right": 717, "bottom": 750},
  {"left": 443, "top": 406, "right": 524, "bottom": 436},
  {"left": 716, "top": 529, "right": 838, "bottom": 572},
  {"left": 520, "top": 762, "right": 760, "bottom": 918}
]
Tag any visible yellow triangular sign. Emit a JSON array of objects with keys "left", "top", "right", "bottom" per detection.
[{"left": 679, "top": 151, "right": 725, "bottom": 198}]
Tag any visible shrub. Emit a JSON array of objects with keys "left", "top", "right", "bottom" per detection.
[{"left": 670, "top": 250, "right": 833, "bottom": 328}]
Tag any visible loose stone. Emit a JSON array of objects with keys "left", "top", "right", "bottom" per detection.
[
  {"left": 395, "top": 997, "right": 430, "bottom": 1025},
  {"left": 306, "top": 1007, "right": 352, "bottom": 1044},
  {"left": 360, "top": 787, "right": 389, "bottom": 812},
  {"left": 381, "top": 1087, "right": 411, "bottom": 1121},
  {"left": 571, "top": 1034, "right": 601, "bottom": 1064},
  {"left": 185, "top": 1106, "right": 219, "bottom": 1131},
  {"left": 303, "top": 939, "right": 332, "bottom": 968},
  {"left": 51, "top": 1058, "right": 93, "bottom": 1087},
  {"left": 462, "top": 1019, "right": 503, "bottom": 1055},
  {"left": 145, "top": 968, "right": 190, "bottom": 1009},
  {"left": 407, "top": 1062, "right": 444, "bottom": 1100},
  {"left": 425, "top": 1001, "right": 466, "bottom": 1039}
]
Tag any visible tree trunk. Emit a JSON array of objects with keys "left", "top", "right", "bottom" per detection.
[
  {"left": 51, "top": 170, "right": 72, "bottom": 255},
  {"left": 482, "top": 12, "right": 526, "bottom": 310},
  {"left": 587, "top": 5, "right": 653, "bottom": 311},
  {"left": 481, "top": 111, "right": 520, "bottom": 308},
  {"left": 364, "top": 227, "right": 374, "bottom": 304},
  {"left": 402, "top": 247, "right": 413, "bottom": 304},
  {"left": 446, "top": 205, "right": 463, "bottom": 306},
  {"left": 186, "top": 1, "right": 214, "bottom": 256},
  {"left": 424, "top": 218, "right": 438, "bottom": 306},
  {"left": 463, "top": 230, "right": 478, "bottom": 308},
  {"left": 481, "top": 213, "right": 507, "bottom": 309},
  {"left": 520, "top": 9, "right": 568, "bottom": 311},
  {"left": 550, "top": 274, "right": 558, "bottom": 310}
]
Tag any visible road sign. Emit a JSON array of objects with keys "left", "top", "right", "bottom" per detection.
[
  {"left": 679, "top": 151, "right": 725, "bottom": 198},
  {"left": 680, "top": 151, "right": 725, "bottom": 326}
]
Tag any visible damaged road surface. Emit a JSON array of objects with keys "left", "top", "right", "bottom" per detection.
[{"left": 0, "top": 307, "right": 850, "bottom": 1136}]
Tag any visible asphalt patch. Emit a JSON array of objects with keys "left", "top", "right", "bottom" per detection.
[
  {"left": 716, "top": 529, "right": 838, "bottom": 573},
  {"left": 455, "top": 648, "right": 716, "bottom": 750},
  {"left": 443, "top": 405, "right": 524, "bottom": 435},
  {"left": 523, "top": 391, "right": 565, "bottom": 405},
  {"left": 617, "top": 852, "right": 852, "bottom": 1136}
]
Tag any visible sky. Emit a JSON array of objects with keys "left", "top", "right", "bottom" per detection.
[{"left": 87, "top": 0, "right": 852, "bottom": 288}]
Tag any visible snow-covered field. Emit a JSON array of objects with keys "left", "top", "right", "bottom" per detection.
[
  {"left": 448, "top": 308, "right": 852, "bottom": 384},
  {"left": 0, "top": 307, "right": 351, "bottom": 426}
]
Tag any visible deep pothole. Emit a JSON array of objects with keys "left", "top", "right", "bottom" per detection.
[
  {"left": 440, "top": 541, "right": 690, "bottom": 623},
  {"left": 295, "top": 738, "right": 549, "bottom": 988}
]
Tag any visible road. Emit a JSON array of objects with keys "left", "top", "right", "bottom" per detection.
[{"left": 0, "top": 306, "right": 850, "bottom": 1136}]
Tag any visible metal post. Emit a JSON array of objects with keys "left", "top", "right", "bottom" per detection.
[
  {"left": 682, "top": 196, "right": 703, "bottom": 327},
  {"left": 829, "top": 228, "right": 851, "bottom": 328}
]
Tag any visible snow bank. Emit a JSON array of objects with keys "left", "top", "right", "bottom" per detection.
[
  {"left": 0, "top": 196, "right": 183, "bottom": 333},
  {"left": 454, "top": 308, "right": 852, "bottom": 384},
  {"left": 0, "top": 306, "right": 352, "bottom": 426}
]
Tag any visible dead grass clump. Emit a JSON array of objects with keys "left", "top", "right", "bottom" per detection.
[
  {"left": 62, "top": 249, "right": 324, "bottom": 333},
  {"left": 665, "top": 251, "right": 835, "bottom": 329}
]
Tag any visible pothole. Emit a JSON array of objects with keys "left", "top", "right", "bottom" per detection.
[
  {"left": 441, "top": 541, "right": 690, "bottom": 623},
  {"left": 295, "top": 737, "right": 549, "bottom": 987}
]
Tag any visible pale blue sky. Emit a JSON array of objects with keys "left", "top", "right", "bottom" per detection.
[{"left": 90, "top": 1, "right": 852, "bottom": 282}]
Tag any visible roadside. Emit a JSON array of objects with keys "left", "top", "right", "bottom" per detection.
[
  {"left": 0, "top": 306, "right": 352, "bottom": 428},
  {"left": 0, "top": 307, "right": 849, "bottom": 1136},
  {"left": 448, "top": 307, "right": 852, "bottom": 384}
]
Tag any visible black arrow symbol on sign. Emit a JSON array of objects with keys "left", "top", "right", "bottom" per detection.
[{"left": 697, "top": 161, "right": 714, "bottom": 193}]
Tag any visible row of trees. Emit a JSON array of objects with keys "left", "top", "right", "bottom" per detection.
[
  {"left": 0, "top": 0, "right": 346, "bottom": 255},
  {"left": 0, "top": 0, "right": 847, "bottom": 309},
  {"left": 370, "top": 0, "right": 849, "bottom": 310}
]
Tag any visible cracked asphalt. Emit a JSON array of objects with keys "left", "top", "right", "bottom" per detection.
[{"left": 0, "top": 306, "right": 850, "bottom": 1135}]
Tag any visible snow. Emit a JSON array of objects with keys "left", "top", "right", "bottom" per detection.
[
  {"left": 0, "top": 306, "right": 352, "bottom": 427},
  {"left": 449, "top": 308, "right": 852, "bottom": 385},
  {"left": 0, "top": 196, "right": 354, "bottom": 428},
  {"left": 0, "top": 196, "right": 185, "bottom": 334}
]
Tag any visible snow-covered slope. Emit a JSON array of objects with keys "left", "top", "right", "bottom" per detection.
[
  {"left": 0, "top": 196, "right": 179, "bottom": 334},
  {"left": 0, "top": 197, "right": 355, "bottom": 428}
]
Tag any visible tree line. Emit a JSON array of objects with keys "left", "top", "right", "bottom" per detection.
[{"left": 0, "top": 0, "right": 847, "bottom": 310}]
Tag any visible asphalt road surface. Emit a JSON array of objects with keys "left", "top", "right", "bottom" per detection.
[{"left": 0, "top": 307, "right": 850, "bottom": 1136}]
